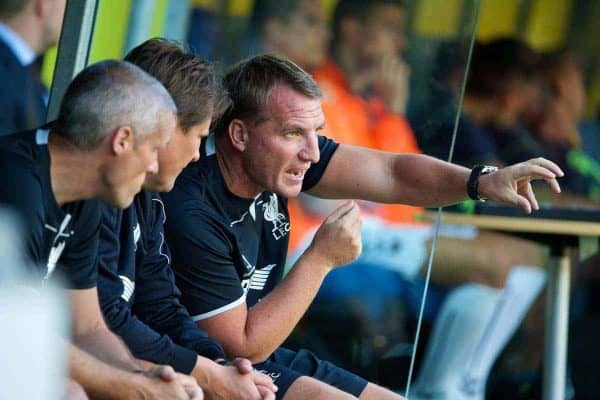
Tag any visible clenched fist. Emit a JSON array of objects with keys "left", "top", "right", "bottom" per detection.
[{"left": 307, "top": 200, "right": 362, "bottom": 270}]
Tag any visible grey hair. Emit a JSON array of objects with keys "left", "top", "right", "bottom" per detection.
[{"left": 55, "top": 60, "right": 176, "bottom": 150}]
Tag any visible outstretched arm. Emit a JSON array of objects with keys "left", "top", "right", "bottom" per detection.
[{"left": 309, "top": 144, "right": 563, "bottom": 213}]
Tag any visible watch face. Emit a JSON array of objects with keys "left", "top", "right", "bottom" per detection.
[{"left": 481, "top": 165, "right": 499, "bottom": 174}]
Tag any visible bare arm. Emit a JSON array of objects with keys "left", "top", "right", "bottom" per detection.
[
  {"left": 310, "top": 145, "right": 564, "bottom": 212},
  {"left": 69, "top": 342, "right": 202, "bottom": 400},
  {"left": 69, "top": 287, "right": 144, "bottom": 371},
  {"left": 196, "top": 202, "right": 362, "bottom": 362}
]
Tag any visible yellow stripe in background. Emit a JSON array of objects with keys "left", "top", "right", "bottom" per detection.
[
  {"left": 41, "top": 46, "right": 58, "bottom": 88},
  {"left": 413, "top": 0, "right": 464, "bottom": 38},
  {"left": 320, "top": 0, "right": 338, "bottom": 21},
  {"left": 227, "top": 0, "right": 254, "bottom": 17},
  {"left": 524, "top": 0, "right": 573, "bottom": 51},
  {"left": 476, "top": 0, "right": 519, "bottom": 42},
  {"left": 150, "top": 0, "right": 169, "bottom": 37},
  {"left": 192, "top": 0, "right": 216, "bottom": 9},
  {"left": 89, "top": 0, "right": 134, "bottom": 63}
]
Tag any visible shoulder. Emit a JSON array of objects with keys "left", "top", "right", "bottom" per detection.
[
  {"left": 0, "top": 133, "right": 44, "bottom": 207},
  {"left": 67, "top": 199, "right": 101, "bottom": 231},
  {"left": 302, "top": 135, "right": 339, "bottom": 191}
]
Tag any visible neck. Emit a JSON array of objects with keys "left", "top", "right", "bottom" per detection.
[
  {"left": 214, "top": 135, "right": 263, "bottom": 199},
  {"left": 2, "top": 16, "right": 46, "bottom": 56},
  {"left": 48, "top": 133, "right": 101, "bottom": 205}
]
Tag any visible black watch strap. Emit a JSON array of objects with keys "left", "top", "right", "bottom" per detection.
[{"left": 467, "top": 165, "right": 497, "bottom": 201}]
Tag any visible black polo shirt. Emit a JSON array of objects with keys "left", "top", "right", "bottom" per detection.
[
  {"left": 162, "top": 135, "right": 338, "bottom": 321},
  {"left": 0, "top": 128, "right": 99, "bottom": 289}
]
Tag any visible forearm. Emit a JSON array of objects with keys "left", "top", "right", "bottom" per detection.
[
  {"left": 388, "top": 154, "right": 470, "bottom": 207},
  {"left": 237, "top": 249, "right": 330, "bottom": 362},
  {"left": 69, "top": 342, "right": 144, "bottom": 399},
  {"left": 73, "top": 326, "right": 145, "bottom": 372},
  {"left": 312, "top": 146, "right": 472, "bottom": 207}
]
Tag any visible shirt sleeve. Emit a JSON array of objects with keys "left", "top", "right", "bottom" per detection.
[
  {"left": 58, "top": 200, "right": 100, "bottom": 289},
  {"left": 301, "top": 135, "right": 339, "bottom": 191},
  {"left": 163, "top": 193, "right": 246, "bottom": 322},
  {"left": 97, "top": 201, "right": 223, "bottom": 374},
  {"left": 133, "top": 195, "right": 226, "bottom": 363},
  {"left": 0, "top": 156, "right": 46, "bottom": 272}
]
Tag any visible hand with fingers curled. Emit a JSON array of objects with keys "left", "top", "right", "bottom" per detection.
[
  {"left": 306, "top": 200, "right": 363, "bottom": 270},
  {"left": 478, "top": 157, "right": 565, "bottom": 213},
  {"left": 135, "top": 365, "right": 204, "bottom": 400},
  {"left": 201, "top": 358, "right": 277, "bottom": 400}
]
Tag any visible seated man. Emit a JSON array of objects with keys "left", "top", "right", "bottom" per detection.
[
  {"left": 97, "top": 38, "right": 277, "bottom": 400},
  {"left": 0, "top": 60, "right": 202, "bottom": 399},
  {"left": 161, "top": 54, "right": 563, "bottom": 400},
  {"left": 255, "top": 2, "right": 548, "bottom": 399}
]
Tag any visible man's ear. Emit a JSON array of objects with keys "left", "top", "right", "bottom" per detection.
[
  {"left": 228, "top": 119, "right": 249, "bottom": 152},
  {"left": 110, "top": 126, "right": 134, "bottom": 156}
]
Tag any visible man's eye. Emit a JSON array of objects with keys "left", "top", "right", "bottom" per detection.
[{"left": 286, "top": 131, "right": 301, "bottom": 137}]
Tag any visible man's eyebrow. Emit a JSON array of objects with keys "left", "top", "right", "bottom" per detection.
[{"left": 281, "top": 124, "right": 306, "bottom": 131}]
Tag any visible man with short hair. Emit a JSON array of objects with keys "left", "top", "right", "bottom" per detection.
[
  {"left": 0, "top": 60, "right": 202, "bottom": 399},
  {"left": 97, "top": 38, "right": 277, "bottom": 400},
  {"left": 0, "top": 0, "right": 65, "bottom": 134},
  {"left": 162, "top": 54, "right": 563, "bottom": 400}
]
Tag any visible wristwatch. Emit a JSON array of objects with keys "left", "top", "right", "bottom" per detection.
[{"left": 467, "top": 165, "right": 499, "bottom": 201}]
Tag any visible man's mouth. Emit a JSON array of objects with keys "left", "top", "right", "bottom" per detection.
[{"left": 285, "top": 169, "right": 306, "bottom": 180}]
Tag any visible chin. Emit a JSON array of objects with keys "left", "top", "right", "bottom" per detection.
[
  {"left": 144, "top": 177, "right": 175, "bottom": 193},
  {"left": 101, "top": 193, "right": 135, "bottom": 209},
  {"left": 277, "top": 184, "right": 303, "bottom": 199}
]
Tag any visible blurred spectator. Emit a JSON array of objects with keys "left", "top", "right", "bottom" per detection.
[
  {"left": 454, "top": 40, "right": 600, "bottom": 203},
  {"left": 412, "top": 38, "right": 542, "bottom": 168},
  {"left": 519, "top": 48, "right": 600, "bottom": 200},
  {"left": 0, "top": 0, "right": 65, "bottom": 135}
]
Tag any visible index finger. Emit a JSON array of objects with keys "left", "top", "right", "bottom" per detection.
[
  {"left": 326, "top": 200, "right": 357, "bottom": 221},
  {"left": 526, "top": 157, "right": 564, "bottom": 177}
]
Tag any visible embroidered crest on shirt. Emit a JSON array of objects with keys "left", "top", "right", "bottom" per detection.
[
  {"left": 43, "top": 214, "right": 72, "bottom": 281},
  {"left": 262, "top": 194, "right": 290, "bottom": 240}
]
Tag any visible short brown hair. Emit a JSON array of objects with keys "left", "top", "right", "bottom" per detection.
[
  {"left": 213, "top": 54, "right": 322, "bottom": 136},
  {"left": 125, "top": 38, "right": 228, "bottom": 133}
]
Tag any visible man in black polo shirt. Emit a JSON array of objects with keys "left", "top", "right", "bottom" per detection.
[
  {"left": 0, "top": 60, "right": 202, "bottom": 399},
  {"left": 97, "top": 38, "right": 277, "bottom": 400},
  {"left": 162, "top": 54, "right": 563, "bottom": 400}
]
